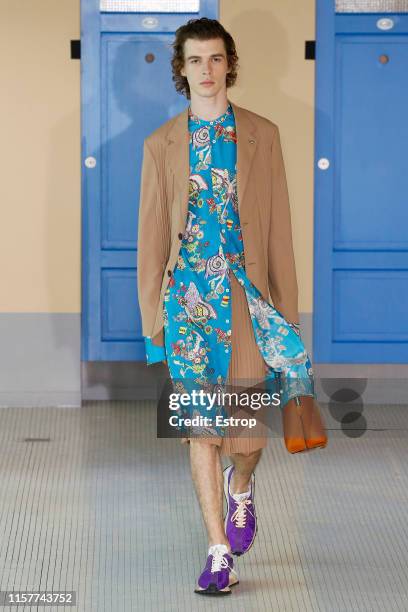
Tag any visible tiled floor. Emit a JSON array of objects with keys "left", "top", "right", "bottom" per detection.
[{"left": 0, "top": 401, "right": 407, "bottom": 611}]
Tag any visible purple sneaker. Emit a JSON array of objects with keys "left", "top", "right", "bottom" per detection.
[
  {"left": 223, "top": 464, "right": 257, "bottom": 556},
  {"left": 194, "top": 544, "right": 239, "bottom": 595}
]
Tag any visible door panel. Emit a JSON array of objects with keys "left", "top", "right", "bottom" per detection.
[
  {"left": 81, "top": 0, "right": 217, "bottom": 360},
  {"left": 314, "top": 3, "right": 408, "bottom": 362}
]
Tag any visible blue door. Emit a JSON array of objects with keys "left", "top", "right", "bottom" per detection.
[
  {"left": 314, "top": 1, "right": 408, "bottom": 363},
  {"left": 81, "top": 0, "right": 218, "bottom": 360}
]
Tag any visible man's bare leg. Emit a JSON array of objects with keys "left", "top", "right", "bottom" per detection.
[
  {"left": 229, "top": 448, "right": 262, "bottom": 494},
  {"left": 189, "top": 442, "right": 263, "bottom": 545},
  {"left": 189, "top": 440, "right": 231, "bottom": 550}
]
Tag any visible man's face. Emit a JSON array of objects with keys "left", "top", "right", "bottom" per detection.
[{"left": 180, "top": 37, "right": 230, "bottom": 100}]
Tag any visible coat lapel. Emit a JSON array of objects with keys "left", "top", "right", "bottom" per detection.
[
  {"left": 231, "top": 100, "right": 258, "bottom": 217},
  {"left": 165, "top": 107, "right": 189, "bottom": 224},
  {"left": 165, "top": 99, "right": 258, "bottom": 226}
]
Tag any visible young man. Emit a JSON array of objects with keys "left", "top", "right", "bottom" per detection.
[{"left": 137, "top": 18, "right": 315, "bottom": 595}]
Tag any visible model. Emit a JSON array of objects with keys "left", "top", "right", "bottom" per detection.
[{"left": 137, "top": 17, "right": 315, "bottom": 596}]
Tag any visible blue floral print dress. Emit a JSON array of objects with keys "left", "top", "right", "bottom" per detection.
[{"left": 145, "top": 101, "right": 315, "bottom": 434}]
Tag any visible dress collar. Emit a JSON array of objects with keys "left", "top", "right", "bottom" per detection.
[{"left": 188, "top": 101, "right": 233, "bottom": 126}]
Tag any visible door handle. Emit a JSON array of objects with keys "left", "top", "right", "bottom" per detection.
[
  {"left": 84, "top": 156, "right": 96, "bottom": 168},
  {"left": 317, "top": 158, "right": 330, "bottom": 170}
]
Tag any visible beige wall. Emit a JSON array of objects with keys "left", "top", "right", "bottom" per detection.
[
  {"left": 0, "top": 0, "right": 315, "bottom": 314},
  {"left": 0, "top": 0, "right": 81, "bottom": 312}
]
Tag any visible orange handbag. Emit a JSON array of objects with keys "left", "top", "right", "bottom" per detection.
[{"left": 282, "top": 395, "right": 328, "bottom": 453}]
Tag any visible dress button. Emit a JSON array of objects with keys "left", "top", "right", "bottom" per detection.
[
  {"left": 178, "top": 232, "right": 183, "bottom": 240},
  {"left": 167, "top": 270, "right": 172, "bottom": 277},
  {"left": 212, "top": 139, "right": 216, "bottom": 143},
  {"left": 226, "top": 319, "right": 230, "bottom": 323}
]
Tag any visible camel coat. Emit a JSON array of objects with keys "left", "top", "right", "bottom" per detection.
[{"left": 137, "top": 99, "right": 299, "bottom": 350}]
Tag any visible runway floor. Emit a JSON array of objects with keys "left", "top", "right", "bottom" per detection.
[{"left": 0, "top": 400, "right": 407, "bottom": 611}]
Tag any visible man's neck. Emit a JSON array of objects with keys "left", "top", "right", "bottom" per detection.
[{"left": 189, "top": 93, "right": 229, "bottom": 121}]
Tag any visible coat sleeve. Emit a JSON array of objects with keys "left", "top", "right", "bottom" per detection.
[
  {"left": 137, "top": 138, "right": 168, "bottom": 353},
  {"left": 267, "top": 125, "right": 300, "bottom": 325}
]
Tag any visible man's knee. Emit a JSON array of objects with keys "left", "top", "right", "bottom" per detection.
[
  {"left": 230, "top": 447, "right": 263, "bottom": 460},
  {"left": 189, "top": 439, "right": 220, "bottom": 451}
]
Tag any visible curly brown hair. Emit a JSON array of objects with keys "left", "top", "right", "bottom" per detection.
[{"left": 171, "top": 17, "right": 239, "bottom": 100}]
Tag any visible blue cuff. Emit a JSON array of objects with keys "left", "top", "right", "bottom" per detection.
[{"left": 144, "top": 336, "right": 166, "bottom": 365}]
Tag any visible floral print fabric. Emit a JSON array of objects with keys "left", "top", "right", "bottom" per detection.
[{"left": 160, "top": 101, "right": 315, "bottom": 434}]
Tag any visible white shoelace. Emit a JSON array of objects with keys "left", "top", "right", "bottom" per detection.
[
  {"left": 210, "top": 547, "right": 230, "bottom": 573},
  {"left": 230, "top": 498, "right": 254, "bottom": 528}
]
